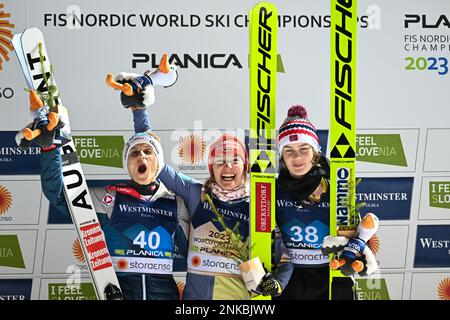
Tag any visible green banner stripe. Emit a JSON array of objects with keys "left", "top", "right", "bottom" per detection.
[
  {"left": 356, "top": 134, "right": 407, "bottom": 167},
  {"left": 48, "top": 283, "right": 97, "bottom": 300},
  {"left": 429, "top": 182, "right": 450, "bottom": 209},
  {"left": 0, "top": 235, "right": 25, "bottom": 269},
  {"left": 73, "top": 136, "right": 124, "bottom": 168},
  {"left": 355, "top": 279, "right": 391, "bottom": 300}
]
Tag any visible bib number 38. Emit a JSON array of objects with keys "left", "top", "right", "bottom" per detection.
[{"left": 289, "top": 226, "right": 319, "bottom": 243}]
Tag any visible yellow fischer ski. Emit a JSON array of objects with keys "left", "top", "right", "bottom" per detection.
[
  {"left": 249, "top": 2, "right": 278, "bottom": 300},
  {"left": 329, "top": 0, "right": 358, "bottom": 299}
]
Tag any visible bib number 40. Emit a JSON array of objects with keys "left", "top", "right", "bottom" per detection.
[{"left": 133, "top": 231, "right": 160, "bottom": 250}]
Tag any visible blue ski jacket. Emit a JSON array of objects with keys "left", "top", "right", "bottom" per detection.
[
  {"left": 40, "top": 146, "right": 189, "bottom": 300},
  {"left": 132, "top": 109, "right": 293, "bottom": 300}
]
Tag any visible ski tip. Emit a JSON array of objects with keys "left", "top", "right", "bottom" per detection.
[
  {"left": 251, "top": 2, "right": 278, "bottom": 13},
  {"left": 15, "top": 26, "right": 42, "bottom": 38},
  {"left": 22, "top": 27, "right": 44, "bottom": 39},
  {"left": 12, "top": 33, "right": 23, "bottom": 42},
  {"left": 24, "top": 27, "right": 42, "bottom": 33}
]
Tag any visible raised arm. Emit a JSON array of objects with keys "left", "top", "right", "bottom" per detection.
[
  {"left": 131, "top": 105, "right": 203, "bottom": 215},
  {"left": 40, "top": 147, "right": 113, "bottom": 226},
  {"left": 158, "top": 164, "right": 203, "bottom": 218},
  {"left": 40, "top": 148, "right": 70, "bottom": 217},
  {"left": 131, "top": 108, "right": 152, "bottom": 133}
]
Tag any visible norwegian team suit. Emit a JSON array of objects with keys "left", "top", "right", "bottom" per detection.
[
  {"left": 275, "top": 180, "right": 331, "bottom": 300},
  {"left": 275, "top": 162, "right": 355, "bottom": 300}
]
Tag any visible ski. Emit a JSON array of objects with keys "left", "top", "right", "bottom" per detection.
[
  {"left": 329, "top": 0, "right": 358, "bottom": 299},
  {"left": 12, "top": 27, "right": 122, "bottom": 300},
  {"left": 249, "top": 2, "right": 278, "bottom": 300}
]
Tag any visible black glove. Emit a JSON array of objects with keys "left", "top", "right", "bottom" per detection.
[
  {"left": 339, "top": 237, "right": 366, "bottom": 276},
  {"left": 18, "top": 114, "right": 65, "bottom": 150},
  {"left": 116, "top": 78, "right": 146, "bottom": 108},
  {"left": 257, "top": 272, "right": 282, "bottom": 297},
  {"left": 104, "top": 283, "right": 123, "bottom": 300}
]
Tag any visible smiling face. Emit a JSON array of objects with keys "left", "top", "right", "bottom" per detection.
[
  {"left": 282, "top": 142, "right": 314, "bottom": 178},
  {"left": 127, "top": 143, "right": 158, "bottom": 185},
  {"left": 211, "top": 155, "right": 246, "bottom": 190}
]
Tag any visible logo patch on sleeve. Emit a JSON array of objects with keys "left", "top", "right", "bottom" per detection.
[{"left": 101, "top": 194, "right": 114, "bottom": 207}]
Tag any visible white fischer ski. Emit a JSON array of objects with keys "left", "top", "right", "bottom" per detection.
[
  {"left": 12, "top": 27, "right": 122, "bottom": 300},
  {"left": 249, "top": 2, "right": 278, "bottom": 300}
]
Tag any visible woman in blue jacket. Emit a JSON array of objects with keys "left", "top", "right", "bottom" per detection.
[
  {"left": 130, "top": 106, "right": 293, "bottom": 300},
  {"left": 39, "top": 119, "right": 189, "bottom": 300}
]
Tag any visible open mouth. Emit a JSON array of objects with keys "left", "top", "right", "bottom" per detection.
[
  {"left": 138, "top": 164, "right": 147, "bottom": 174},
  {"left": 221, "top": 174, "right": 236, "bottom": 182}
]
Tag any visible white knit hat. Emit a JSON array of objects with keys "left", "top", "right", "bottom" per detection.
[{"left": 123, "top": 132, "right": 164, "bottom": 178}]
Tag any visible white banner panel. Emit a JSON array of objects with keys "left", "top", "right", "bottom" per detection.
[
  {"left": 376, "top": 226, "right": 409, "bottom": 269},
  {"left": 0, "top": 181, "right": 42, "bottom": 225},
  {"left": 410, "top": 273, "right": 450, "bottom": 300},
  {"left": 1, "top": 0, "right": 447, "bottom": 132},
  {"left": 41, "top": 229, "right": 89, "bottom": 274},
  {"left": 424, "top": 129, "right": 450, "bottom": 172}
]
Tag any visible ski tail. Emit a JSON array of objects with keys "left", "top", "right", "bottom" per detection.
[{"left": 249, "top": 2, "right": 278, "bottom": 301}]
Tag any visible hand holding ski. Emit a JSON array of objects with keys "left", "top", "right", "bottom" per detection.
[
  {"left": 20, "top": 89, "right": 64, "bottom": 149},
  {"left": 15, "top": 42, "right": 65, "bottom": 150},
  {"left": 13, "top": 27, "right": 122, "bottom": 300}
]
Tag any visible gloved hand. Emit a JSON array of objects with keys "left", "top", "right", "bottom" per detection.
[
  {"left": 115, "top": 74, "right": 149, "bottom": 108},
  {"left": 16, "top": 90, "right": 65, "bottom": 150},
  {"left": 331, "top": 237, "right": 368, "bottom": 276},
  {"left": 257, "top": 272, "right": 282, "bottom": 297},
  {"left": 321, "top": 213, "right": 379, "bottom": 277},
  {"left": 106, "top": 53, "right": 178, "bottom": 109},
  {"left": 104, "top": 283, "right": 123, "bottom": 300}
]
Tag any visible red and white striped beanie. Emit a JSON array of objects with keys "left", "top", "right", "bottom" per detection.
[{"left": 278, "top": 105, "right": 320, "bottom": 154}]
